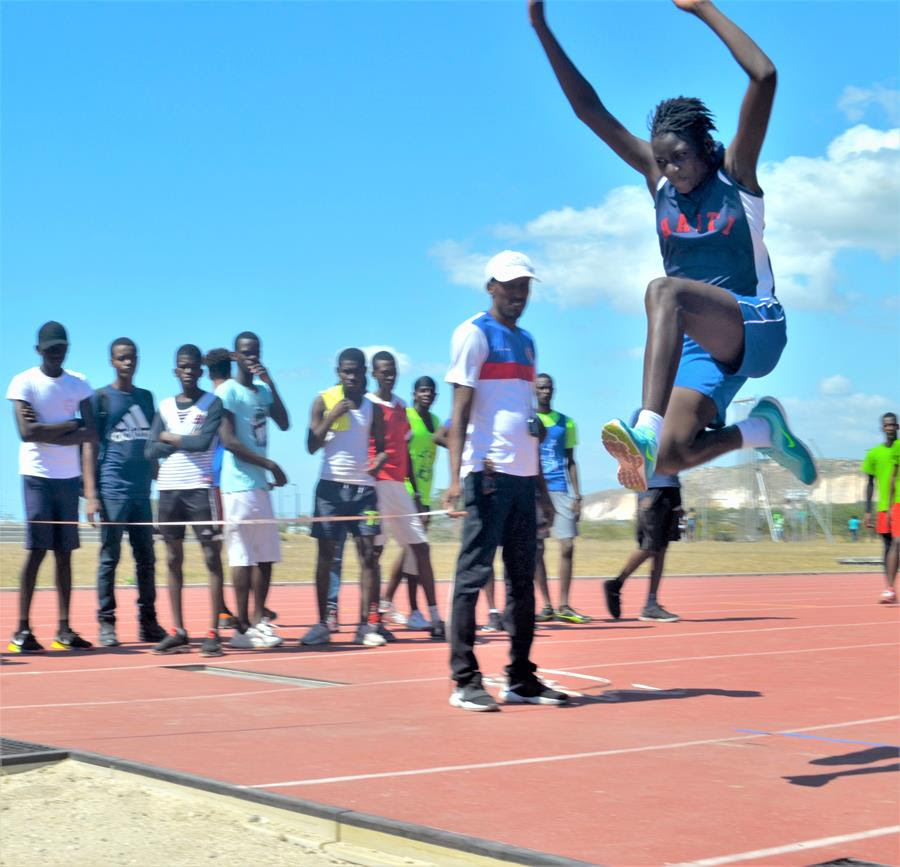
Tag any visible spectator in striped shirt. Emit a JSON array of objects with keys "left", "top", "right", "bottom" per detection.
[{"left": 145, "top": 344, "right": 225, "bottom": 657}]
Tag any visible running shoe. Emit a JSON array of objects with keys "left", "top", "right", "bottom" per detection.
[
  {"left": 449, "top": 683, "right": 499, "bottom": 712},
  {"left": 300, "top": 622, "right": 331, "bottom": 646},
  {"left": 535, "top": 604, "right": 555, "bottom": 623},
  {"left": 500, "top": 677, "right": 569, "bottom": 706},
  {"left": 200, "top": 631, "right": 224, "bottom": 657},
  {"left": 480, "top": 610, "right": 505, "bottom": 633},
  {"left": 554, "top": 605, "right": 592, "bottom": 624},
  {"left": 639, "top": 603, "right": 680, "bottom": 622},
  {"left": 354, "top": 624, "right": 387, "bottom": 647},
  {"left": 230, "top": 626, "right": 280, "bottom": 649},
  {"left": 376, "top": 622, "right": 397, "bottom": 643},
  {"left": 152, "top": 629, "right": 190, "bottom": 654},
  {"left": 253, "top": 620, "right": 283, "bottom": 647},
  {"left": 379, "top": 600, "right": 408, "bottom": 625},
  {"left": 98, "top": 622, "right": 120, "bottom": 647},
  {"left": 326, "top": 603, "right": 339, "bottom": 633},
  {"left": 7, "top": 629, "right": 44, "bottom": 654},
  {"left": 601, "top": 418, "right": 657, "bottom": 492},
  {"left": 406, "top": 610, "right": 429, "bottom": 630},
  {"left": 430, "top": 620, "right": 446, "bottom": 641},
  {"left": 52, "top": 630, "right": 93, "bottom": 651},
  {"left": 217, "top": 611, "right": 239, "bottom": 630},
  {"left": 604, "top": 580, "right": 622, "bottom": 620},
  {"left": 138, "top": 618, "right": 167, "bottom": 643},
  {"left": 749, "top": 397, "right": 817, "bottom": 485},
  {"left": 880, "top": 588, "right": 897, "bottom": 604}
]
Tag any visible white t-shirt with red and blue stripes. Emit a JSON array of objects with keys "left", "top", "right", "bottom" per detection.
[{"left": 445, "top": 311, "right": 538, "bottom": 479}]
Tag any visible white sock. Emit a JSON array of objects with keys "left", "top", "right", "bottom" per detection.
[
  {"left": 636, "top": 410, "right": 664, "bottom": 441},
  {"left": 737, "top": 417, "right": 772, "bottom": 449}
]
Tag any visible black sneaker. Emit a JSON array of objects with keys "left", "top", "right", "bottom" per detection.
[
  {"left": 51, "top": 630, "right": 93, "bottom": 651},
  {"left": 639, "top": 603, "right": 680, "bottom": 622},
  {"left": 535, "top": 604, "right": 555, "bottom": 623},
  {"left": 263, "top": 607, "right": 277, "bottom": 621},
  {"left": 7, "top": 629, "right": 44, "bottom": 654},
  {"left": 480, "top": 611, "right": 505, "bottom": 633},
  {"left": 98, "top": 622, "right": 120, "bottom": 647},
  {"left": 217, "top": 611, "right": 239, "bottom": 630},
  {"left": 139, "top": 618, "right": 167, "bottom": 643},
  {"left": 200, "top": 631, "right": 224, "bottom": 657},
  {"left": 604, "top": 580, "right": 622, "bottom": 620},
  {"left": 501, "top": 678, "right": 569, "bottom": 706},
  {"left": 449, "top": 683, "right": 499, "bottom": 712},
  {"left": 376, "top": 622, "right": 397, "bottom": 643},
  {"left": 430, "top": 620, "right": 446, "bottom": 641},
  {"left": 152, "top": 629, "right": 190, "bottom": 654}
]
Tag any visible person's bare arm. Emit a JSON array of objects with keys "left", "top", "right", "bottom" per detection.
[
  {"left": 368, "top": 404, "right": 388, "bottom": 477},
  {"left": 566, "top": 447, "right": 582, "bottom": 521},
  {"left": 252, "top": 363, "right": 289, "bottom": 431},
  {"left": 529, "top": 0, "right": 657, "bottom": 193},
  {"left": 307, "top": 395, "right": 354, "bottom": 453},
  {"left": 864, "top": 475, "right": 875, "bottom": 530},
  {"left": 442, "top": 386, "right": 475, "bottom": 511},
  {"left": 219, "top": 408, "right": 287, "bottom": 486},
  {"left": 12, "top": 401, "right": 80, "bottom": 444},
  {"left": 83, "top": 440, "right": 101, "bottom": 526},
  {"left": 677, "top": 0, "right": 776, "bottom": 192},
  {"left": 432, "top": 423, "right": 449, "bottom": 449}
]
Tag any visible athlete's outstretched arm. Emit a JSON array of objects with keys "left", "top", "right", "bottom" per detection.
[
  {"left": 529, "top": 0, "right": 657, "bottom": 192},
  {"left": 676, "top": 0, "right": 776, "bottom": 192}
]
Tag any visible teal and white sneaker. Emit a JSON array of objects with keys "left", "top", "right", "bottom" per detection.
[
  {"left": 749, "top": 397, "right": 817, "bottom": 485},
  {"left": 601, "top": 418, "right": 658, "bottom": 492}
]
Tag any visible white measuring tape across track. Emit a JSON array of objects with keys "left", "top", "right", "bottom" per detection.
[{"left": 25, "top": 509, "right": 464, "bottom": 528}]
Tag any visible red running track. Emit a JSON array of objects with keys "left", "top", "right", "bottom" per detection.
[{"left": 2, "top": 573, "right": 898, "bottom": 866}]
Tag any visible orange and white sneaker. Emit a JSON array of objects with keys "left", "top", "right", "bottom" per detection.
[{"left": 879, "top": 588, "right": 897, "bottom": 604}]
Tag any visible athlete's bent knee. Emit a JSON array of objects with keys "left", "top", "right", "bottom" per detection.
[{"left": 645, "top": 277, "right": 679, "bottom": 311}]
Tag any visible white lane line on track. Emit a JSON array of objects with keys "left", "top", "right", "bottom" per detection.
[
  {"left": 538, "top": 669, "right": 612, "bottom": 685},
  {"left": 5, "top": 641, "right": 896, "bottom": 709},
  {"left": 675, "top": 825, "right": 900, "bottom": 866},
  {"left": 559, "top": 641, "right": 897, "bottom": 673},
  {"left": 246, "top": 716, "right": 900, "bottom": 789},
  {"left": 4, "top": 620, "right": 896, "bottom": 678}
]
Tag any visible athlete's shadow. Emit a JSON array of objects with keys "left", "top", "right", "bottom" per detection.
[
  {"left": 785, "top": 745, "right": 900, "bottom": 787},
  {"left": 574, "top": 686, "right": 762, "bottom": 704},
  {"left": 678, "top": 616, "right": 795, "bottom": 623}
]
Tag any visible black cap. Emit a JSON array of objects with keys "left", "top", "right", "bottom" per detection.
[{"left": 37, "top": 321, "right": 68, "bottom": 351}]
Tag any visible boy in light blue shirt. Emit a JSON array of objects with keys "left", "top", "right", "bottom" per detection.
[{"left": 216, "top": 331, "right": 289, "bottom": 650}]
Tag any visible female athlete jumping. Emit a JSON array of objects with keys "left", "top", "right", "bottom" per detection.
[{"left": 530, "top": 0, "right": 816, "bottom": 491}]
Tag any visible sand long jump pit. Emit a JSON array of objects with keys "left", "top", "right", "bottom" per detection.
[{"left": 0, "top": 746, "right": 579, "bottom": 867}]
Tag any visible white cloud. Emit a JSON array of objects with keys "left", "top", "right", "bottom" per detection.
[
  {"left": 431, "top": 124, "right": 900, "bottom": 314},
  {"left": 819, "top": 374, "right": 852, "bottom": 396},
  {"left": 359, "top": 345, "right": 412, "bottom": 375},
  {"left": 838, "top": 84, "right": 900, "bottom": 124}
]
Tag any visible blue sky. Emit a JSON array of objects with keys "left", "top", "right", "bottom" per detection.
[{"left": 2, "top": 1, "right": 898, "bottom": 519}]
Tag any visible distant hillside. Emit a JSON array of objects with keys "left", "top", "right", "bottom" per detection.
[{"left": 582, "top": 458, "right": 866, "bottom": 522}]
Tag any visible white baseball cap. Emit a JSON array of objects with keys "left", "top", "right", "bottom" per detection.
[{"left": 484, "top": 250, "right": 540, "bottom": 284}]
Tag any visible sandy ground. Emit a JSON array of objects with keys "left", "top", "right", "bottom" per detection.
[{"left": 0, "top": 761, "right": 366, "bottom": 867}]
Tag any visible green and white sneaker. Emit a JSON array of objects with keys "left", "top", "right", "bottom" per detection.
[
  {"left": 749, "top": 397, "right": 817, "bottom": 486},
  {"left": 602, "top": 418, "right": 658, "bottom": 492}
]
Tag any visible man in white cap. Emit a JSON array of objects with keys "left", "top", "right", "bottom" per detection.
[{"left": 443, "top": 251, "right": 568, "bottom": 711}]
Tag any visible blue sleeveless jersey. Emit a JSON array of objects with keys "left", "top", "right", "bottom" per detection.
[{"left": 655, "top": 152, "right": 775, "bottom": 301}]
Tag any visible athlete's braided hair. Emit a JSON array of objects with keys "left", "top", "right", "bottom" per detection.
[{"left": 649, "top": 97, "right": 718, "bottom": 166}]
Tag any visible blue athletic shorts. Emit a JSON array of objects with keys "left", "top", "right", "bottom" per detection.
[
  {"left": 311, "top": 479, "right": 380, "bottom": 540},
  {"left": 674, "top": 299, "right": 786, "bottom": 427},
  {"left": 23, "top": 475, "right": 81, "bottom": 551}
]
